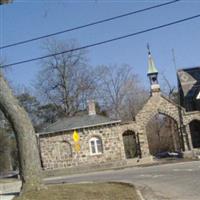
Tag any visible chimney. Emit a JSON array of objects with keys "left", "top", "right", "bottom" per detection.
[{"left": 88, "top": 100, "right": 96, "bottom": 116}]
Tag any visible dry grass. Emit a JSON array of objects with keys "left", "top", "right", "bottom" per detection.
[{"left": 14, "top": 182, "right": 139, "bottom": 200}]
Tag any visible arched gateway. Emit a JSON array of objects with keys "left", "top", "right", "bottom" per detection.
[
  {"left": 38, "top": 48, "right": 200, "bottom": 171},
  {"left": 132, "top": 48, "right": 200, "bottom": 159}
]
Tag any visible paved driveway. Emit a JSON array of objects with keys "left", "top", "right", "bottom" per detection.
[{"left": 45, "top": 160, "right": 200, "bottom": 200}]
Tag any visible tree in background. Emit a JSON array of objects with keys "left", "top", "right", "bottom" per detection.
[
  {"left": 17, "top": 93, "right": 40, "bottom": 128},
  {"left": 94, "top": 64, "right": 148, "bottom": 120},
  {"left": 17, "top": 92, "right": 62, "bottom": 132},
  {"left": 160, "top": 72, "right": 179, "bottom": 103},
  {"left": 35, "top": 40, "right": 148, "bottom": 121},
  {"left": 36, "top": 103, "right": 63, "bottom": 130},
  {"left": 35, "top": 39, "right": 95, "bottom": 117},
  {"left": 146, "top": 113, "right": 181, "bottom": 155}
]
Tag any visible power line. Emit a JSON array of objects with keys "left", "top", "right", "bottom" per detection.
[
  {"left": 0, "top": 0, "right": 180, "bottom": 50},
  {"left": 1, "top": 13, "right": 200, "bottom": 69}
]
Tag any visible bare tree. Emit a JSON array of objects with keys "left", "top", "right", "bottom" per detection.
[
  {"left": 0, "top": 73, "right": 43, "bottom": 193},
  {"left": 95, "top": 64, "right": 148, "bottom": 120},
  {"left": 160, "top": 72, "right": 177, "bottom": 100},
  {"left": 36, "top": 39, "right": 95, "bottom": 116}
]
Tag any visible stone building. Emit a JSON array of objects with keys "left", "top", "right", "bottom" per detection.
[
  {"left": 178, "top": 67, "right": 200, "bottom": 112},
  {"left": 38, "top": 50, "right": 200, "bottom": 171},
  {"left": 39, "top": 103, "right": 123, "bottom": 170}
]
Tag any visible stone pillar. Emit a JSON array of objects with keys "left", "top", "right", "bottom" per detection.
[
  {"left": 136, "top": 132, "right": 142, "bottom": 158},
  {"left": 185, "top": 124, "right": 193, "bottom": 151},
  {"left": 171, "top": 120, "right": 178, "bottom": 151},
  {"left": 180, "top": 124, "right": 192, "bottom": 151},
  {"left": 118, "top": 127, "right": 126, "bottom": 160},
  {"left": 139, "top": 130, "right": 150, "bottom": 157}
]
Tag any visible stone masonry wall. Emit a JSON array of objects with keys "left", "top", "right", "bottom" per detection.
[
  {"left": 39, "top": 124, "right": 127, "bottom": 170},
  {"left": 39, "top": 91, "right": 200, "bottom": 171},
  {"left": 135, "top": 91, "right": 200, "bottom": 153},
  {"left": 135, "top": 92, "right": 182, "bottom": 156}
]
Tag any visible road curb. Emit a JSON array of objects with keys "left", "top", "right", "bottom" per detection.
[
  {"left": 136, "top": 189, "right": 145, "bottom": 200},
  {"left": 107, "top": 181, "right": 145, "bottom": 200},
  {"left": 0, "top": 181, "right": 21, "bottom": 194}
]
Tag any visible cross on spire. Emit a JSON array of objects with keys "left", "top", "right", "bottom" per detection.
[
  {"left": 146, "top": 44, "right": 160, "bottom": 93},
  {"left": 147, "top": 43, "right": 151, "bottom": 55},
  {"left": 147, "top": 44, "right": 158, "bottom": 75}
]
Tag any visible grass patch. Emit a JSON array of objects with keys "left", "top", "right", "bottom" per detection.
[{"left": 14, "top": 182, "right": 139, "bottom": 200}]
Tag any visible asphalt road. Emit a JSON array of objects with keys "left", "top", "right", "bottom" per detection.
[{"left": 45, "top": 160, "right": 200, "bottom": 200}]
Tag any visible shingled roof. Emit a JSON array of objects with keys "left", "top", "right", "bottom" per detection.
[{"left": 39, "top": 114, "right": 121, "bottom": 135}]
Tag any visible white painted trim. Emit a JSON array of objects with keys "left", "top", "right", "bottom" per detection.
[{"left": 89, "top": 137, "right": 103, "bottom": 155}]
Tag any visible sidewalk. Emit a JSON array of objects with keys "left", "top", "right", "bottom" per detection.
[
  {"left": 0, "top": 194, "right": 15, "bottom": 200},
  {"left": 0, "top": 180, "right": 21, "bottom": 200}
]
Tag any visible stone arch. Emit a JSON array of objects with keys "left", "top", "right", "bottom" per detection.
[
  {"left": 145, "top": 112, "right": 181, "bottom": 155},
  {"left": 135, "top": 94, "right": 188, "bottom": 157},
  {"left": 122, "top": 130, "right": 139, "bottom": 159},
  {"left": 184, "top": 115, "right": 200, "bottom": 126},
  {"left": 157, "top": 109, "right": 180, "bottom": 127},
  {"left": 51, "top": 140, "right": 72, "bottom": 161},
  {"left": 140, "top": 110, "right": 180, "bottom": 132},
  {"left": 136, "top": 95, "right": 180, "bottom": 129}
]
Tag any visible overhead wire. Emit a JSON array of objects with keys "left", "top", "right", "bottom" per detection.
[
  {"left": 1, "top": 13, "right": 200, "bottom": 69},
  {"left": 0, "top": 0, "right": 180, "bottom": 50}
]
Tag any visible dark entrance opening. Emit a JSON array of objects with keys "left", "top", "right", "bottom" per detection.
[
  {"left": 123, "top": 130, "right": 138, "bottom": 159},
  {"left": 189, "top": 120, "right": 200, "bottom": 148},
  {"left": 146, "top": 113, "right": 181, "bottom": 156}
]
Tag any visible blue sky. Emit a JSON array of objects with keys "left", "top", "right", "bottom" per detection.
[{"left": 0, "top": 0, "right": 200, "bottom": 92}]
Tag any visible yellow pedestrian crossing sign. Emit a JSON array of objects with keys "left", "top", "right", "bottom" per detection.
[{"left": 73, "top": 130, "right": 80, "bottom": 142}]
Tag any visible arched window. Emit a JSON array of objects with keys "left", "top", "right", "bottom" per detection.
[
  {"left": 51, "top": 140, "right": 72, "bottom": 160},
  {"left": 89, "top": 137, "right": 103, "bottom": 155}
]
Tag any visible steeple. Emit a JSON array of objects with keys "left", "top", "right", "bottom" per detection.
[{"left": 147, "top": 44, "right": 160, "bottom": 93}]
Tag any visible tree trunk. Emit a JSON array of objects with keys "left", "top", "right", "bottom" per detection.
[{"left": 0, "top": 74, "right": 43, "bottom": 192}]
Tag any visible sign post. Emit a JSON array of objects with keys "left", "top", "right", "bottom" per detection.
[{"left": 73, "top": 130, "right": 80, "bottom": 152}]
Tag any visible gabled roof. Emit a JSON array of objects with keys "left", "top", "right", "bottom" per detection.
[{"left": 39, "top": 114, "right": 121, "bottom": 135}]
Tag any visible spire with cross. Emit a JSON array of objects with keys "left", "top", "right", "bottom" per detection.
[{"left": 146, "top": 44, "right": 160, "bottom": 93}]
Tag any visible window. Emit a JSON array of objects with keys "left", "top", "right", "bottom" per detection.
[{"left": 89, "top": 137, "right": 103, "bottom": 155}]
